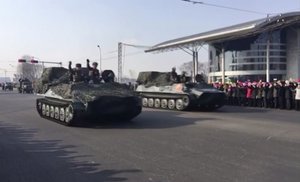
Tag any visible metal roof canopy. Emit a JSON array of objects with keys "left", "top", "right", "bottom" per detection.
[{"left": 145, "top": 12, "right": 300, "bottom": 82}]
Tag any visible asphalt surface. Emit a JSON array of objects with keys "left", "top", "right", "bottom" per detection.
[{"left": 0, "top": 90, "right": 300, "bottom": 182}]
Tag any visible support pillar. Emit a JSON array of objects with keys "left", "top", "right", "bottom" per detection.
[
  {"left": 192, "top": 51, "right": 199, "bottom": 82},
  {"left": 118, "top": 42, "right": 122, "bottom": 82},
  {"left": 266, "top": 38, "right": 270, "bottom": 82},
  {"left": 221, "top": 48, "right": 225, "bottom": 83}
]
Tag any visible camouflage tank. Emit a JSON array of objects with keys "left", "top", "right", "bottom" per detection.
[
  {"left": 35, "top": 67, "right": 142, "bottom": 126},
  {"left": 135, "top": 72, "right": 225, "bottom": 111}
]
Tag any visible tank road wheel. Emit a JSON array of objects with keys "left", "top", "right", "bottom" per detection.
[
  {"left": 154, "top": 99, "right": 161, "bottom": 108},
  {"left": 142, "top": 98, "right": 148, "bottom": 107},
  {"left": 168, "top": 99, "right": 175, "bottom": 110},
  {"left": 65, "top": 105, "right": 74, "bottom": 125},
  {"left": 54, "top": 107, "right": 60, "bottom": 120},
  {"left": 183, "top": 96, "right": 190, "bottom": 107},
  {"left": 45, "top": 105, "right": 50, "bottom": 117},
  {"left": 161, "top": 99, "right": 168, "bottom": 109},
  {"left": 37, "top": 101, "right": 42, "bottom": 113},
  {"left": 42, "top": 104, "right": 46, "bottom": 116},
  {"left": 148, "top": 98, "right": 154, "bottom": 107},
  {"left": 50, "top": 106, "right": 55, "bottom": 118},
  {"left": 59, "top": 107, "right": 65, "bottom": 122},
  {"left": 175, "top": 99, "right": 184, "bottom": 111}
]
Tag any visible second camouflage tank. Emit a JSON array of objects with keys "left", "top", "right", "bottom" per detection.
[
  {"left": 35, "top": 67, "right": 142, "bottom": 126},
  {"left": 135, "top": 71, "right": 226, "bottom": 111}
]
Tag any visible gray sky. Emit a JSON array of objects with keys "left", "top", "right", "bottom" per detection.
[{"left": 0, "top": 0, "right": 299, "bottom": 79}]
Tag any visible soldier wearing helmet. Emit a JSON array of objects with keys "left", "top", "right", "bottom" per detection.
[
  {"left": 87, "top": 59, "right": 100, "bottom": 84},
  {"left": 69, "top": 61, "right": 84, "bottom": 82}
]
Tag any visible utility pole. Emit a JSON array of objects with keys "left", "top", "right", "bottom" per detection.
[
  {"left": 118, "top": 42, "right": 123, "bottom": 82},
  {"left": 117, "top": 42, "right": 149, "bottom": 83},
  {"left": 97, "top": 45, "right": 102, "bottom": 71},
  {"left": 0, "top": 68, "right": 8, "bottom": 82}
]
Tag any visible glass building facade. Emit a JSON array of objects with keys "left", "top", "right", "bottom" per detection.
[{"left": 209, "top": 29, "right": 287, "bottom": 82}]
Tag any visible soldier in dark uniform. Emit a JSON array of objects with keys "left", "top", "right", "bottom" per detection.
[
  {"left": 195, "top": 74, "right": 205, "bottom": 83},
  {"left": 170, "top": 67, "right": 178, "bottom": 83},
  {"left": 87, "top": 59, "right": 101, "bottom": 84},
  {"left": 69, "top": 61, "right": 84, "bottom": 82},
  {"left": 180, "top": 71, "right": 187, "bottom": 83}
]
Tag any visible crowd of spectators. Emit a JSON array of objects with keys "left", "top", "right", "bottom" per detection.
[{"left": 213, "top": 80, "right": 300, "bottom": 111}]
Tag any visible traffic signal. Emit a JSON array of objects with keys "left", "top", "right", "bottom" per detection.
[
  {"left": 18, "top": 59, "right": 26, "bottom": 63},
  {"left": 31, "top": 60, "right": 39, "bottom": 63}
]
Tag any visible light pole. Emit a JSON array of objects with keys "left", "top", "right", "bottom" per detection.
[
  {"left": 0, "top": 68, "right": 7, "bottom": 82},
  {"left": 97, "top": 45, "right": 102, "bottom": 71}
]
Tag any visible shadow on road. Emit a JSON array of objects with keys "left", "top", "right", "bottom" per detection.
[
  {"left": 75, "top": 110, "right": 214, "bottom": 129},
  {"left": 0, "top": 122, "right": 141, "bottom": 182},
  {"left": 217, "top": 105, "right": 271, "bottom": 113}
]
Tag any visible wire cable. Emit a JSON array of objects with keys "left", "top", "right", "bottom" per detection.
[{"left": 181, "top": 0, "right": 270, "bottom": 16}]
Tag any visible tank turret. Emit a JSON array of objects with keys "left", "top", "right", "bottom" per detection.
[
  {"left": 135, "top": 71, "right": 225, "bottom": 111},
  {"left": 35, "top": 67, "right": 142, "bottom": 126}
]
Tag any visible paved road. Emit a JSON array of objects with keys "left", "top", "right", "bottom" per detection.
[{"left": 1, "top": 91, "right": 300, "bottom": 182}]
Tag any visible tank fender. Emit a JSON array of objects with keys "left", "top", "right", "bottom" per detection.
[{"left": 190, "top": 88, "right": 204, "bottom": 98}]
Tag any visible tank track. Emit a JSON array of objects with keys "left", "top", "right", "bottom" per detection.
[
  {"left": 36, "top": 98, "right": 81, "bottom": 126},
  {"left": 139, "top": 92, "right": 190, "bottom": 111}
]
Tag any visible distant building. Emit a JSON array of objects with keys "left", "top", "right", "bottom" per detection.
[
  {"left": 146, "top": 12, "right": 300, "bottom": 83},
  {"left": 208, "top": 12, "right": 300, "bottom": 82},
  {"left": 0, "top": 77, "right": 11, "bottom": 83}
]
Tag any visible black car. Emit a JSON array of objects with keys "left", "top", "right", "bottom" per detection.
[
  {"left": 4, "top": 82, "right": 13, "bottom": 91},
  {"left": 19, "top": 80, "right": 33, "bottom": 93}
]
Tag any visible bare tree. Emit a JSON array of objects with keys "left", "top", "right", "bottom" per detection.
[{"left": 179, "top": 61, "right": 209, "bottom": 80}]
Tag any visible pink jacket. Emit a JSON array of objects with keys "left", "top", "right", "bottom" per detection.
[{"left": 246, "top": 87, "right": 253, "bottom": 98}]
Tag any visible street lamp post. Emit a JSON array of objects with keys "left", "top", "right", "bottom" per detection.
[
  {"left": 0, "top": 68, "right": 7, "bottom": 82},
  {"left": 97, "top": 45, "right": 102, "bottom": 71}
]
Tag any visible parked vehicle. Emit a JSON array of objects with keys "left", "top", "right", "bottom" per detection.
[
  {"left": 19, "top": 79, "right": 33, "bottom": 93},
  {"left": 4, "top": 82, "right": 13, "bottom": 91}
]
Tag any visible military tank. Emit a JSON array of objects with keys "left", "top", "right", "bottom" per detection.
[
  {"left": 135, "top": 71, "right": 225, "bottom": 111},
  {"left": 35, "top": 67, "right": 142, "bottom": 126}
]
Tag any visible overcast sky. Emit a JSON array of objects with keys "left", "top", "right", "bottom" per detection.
[{"left": 0, "top": 0, "right": 300, "bottom": 78}]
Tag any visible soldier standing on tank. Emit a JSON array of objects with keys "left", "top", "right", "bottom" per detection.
[
  {"left": 170, "top": 67, "right": 178, "bottom": 83},
  {"left": 69, "top": 61, "right": 84, "bottom": 82},
  {"left": 87, "top": 59, "right": 101, "bottom": 84},
  {"left": 180, "top": 71, "right": 187, "bottom": 83}
]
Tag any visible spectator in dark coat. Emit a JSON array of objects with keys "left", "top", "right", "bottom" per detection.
[
  {"left": 295, "top": 82, "right": 300, "bottom": 111},
  {"left": 267, "top": 83, "right": 274, "bottom": 108},
  {"left": 284, "top": 81, "right": 293, "bottom": 110},
  {"left": 278, "top": 82, "right": 286, "bottom": 109},
  {"left": 273, "top": 83, "right": 280, "bottom": 109},
  {"left": 262, "top": 83, "right": 269, "bottom": 108}
]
